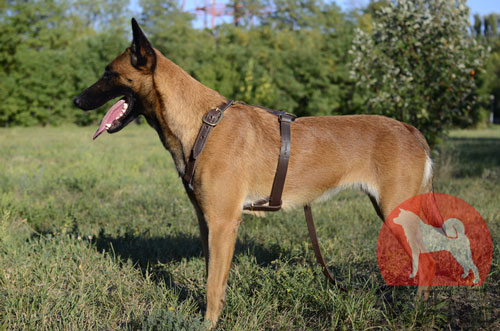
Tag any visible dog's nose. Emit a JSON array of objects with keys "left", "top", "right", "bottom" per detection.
[{"left": 73, "top": 96, "right": 81, "bottom": 108}]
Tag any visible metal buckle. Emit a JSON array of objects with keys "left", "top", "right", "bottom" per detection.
[
  {"left": 278, "top": 112, "right": 296, "bottom": 122},
  {"left": 202, "top": 108, "right": 224, "bottom": 126}
]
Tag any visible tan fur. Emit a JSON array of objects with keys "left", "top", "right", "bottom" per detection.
[{"left": 101, "top": 39, "right": 435, "bottom": 327}]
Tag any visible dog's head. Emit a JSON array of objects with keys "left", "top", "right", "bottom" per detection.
[
  {"left": 393, "top": 208, "right": 419, "bottom": 227},
  {"left": 73, "top": 18, "right": 157, "bottom": 139}
]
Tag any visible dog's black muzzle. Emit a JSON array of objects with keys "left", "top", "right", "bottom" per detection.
[
  {"left": 73, "top": 95, "right": 87, "bottom": 109},
  {"left": 74, "top": 77, "right": 135, "bottom": 111}
]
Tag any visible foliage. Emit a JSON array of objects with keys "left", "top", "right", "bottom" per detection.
[
  {"left": 0, "top": 0, "right": 130, "bottom": 127},
  {"left": 0, "top": 0, "right": 495, "bottom": 141},
  {"left": 473, "top": 13, "right": 500, "bottom": 124},
  {"left": 1, "top": 0, "right": 357, "bottom": 126},
  {"left": 136, "top": 0, "right": 355, "bottom": 116},
  {"left": 350, "top": 0, "right": 486, "bottom": 146}
]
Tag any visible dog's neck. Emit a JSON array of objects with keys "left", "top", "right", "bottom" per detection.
[{"left": 145, "top": 51, "right": 226, "bottom": 175}]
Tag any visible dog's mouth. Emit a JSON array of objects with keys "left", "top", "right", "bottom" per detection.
[{"left": 93, "top": 96, "right": 138, "bottom": 140}]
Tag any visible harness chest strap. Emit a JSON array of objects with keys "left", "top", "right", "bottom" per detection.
[
  {"left": 182, "top": 100, "right": 345, "bottom": 291},
  {"left": 183, "top": 100, "right": 235, "bottom": 188}
]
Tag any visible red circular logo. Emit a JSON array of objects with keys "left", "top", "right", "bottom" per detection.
[{"left": 377, "top": 193, "right": 492, "bottom": 286}]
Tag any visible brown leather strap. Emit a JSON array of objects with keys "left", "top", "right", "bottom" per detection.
[
  {"left": 183, "top": 100, "right": 234, "bottom": 188},
  {"left": 182, "top": 101, "right": 342, "bottom": 289},
  {"left": 270, "top": 113, "right": 293, "bottom": 206},
  {"left": 304, "top": 204, "right": 346, "bottom": 291},
  {"left": 243, "top": 112, "right": 295, "bottom": 211}
]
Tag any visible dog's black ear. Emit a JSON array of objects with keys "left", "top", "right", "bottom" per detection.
[{"left": 130, "top": 18, "right": 156, "bottom": 72}]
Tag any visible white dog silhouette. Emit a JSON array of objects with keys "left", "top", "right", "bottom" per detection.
[{"left": 393, "top": 209, "right": 479, "bottom": 284}]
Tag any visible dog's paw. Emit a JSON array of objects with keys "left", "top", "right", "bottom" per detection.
[{"left": 409, "top": 272, "right": 417, "bottom": 278}]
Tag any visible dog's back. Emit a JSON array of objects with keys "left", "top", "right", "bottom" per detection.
[{"left": 203, "top": 109, "right": 432, "bottom": 214}]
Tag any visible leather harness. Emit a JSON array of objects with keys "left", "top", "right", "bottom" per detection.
[{"left": 183, "top": 100, "right": 345, "bottom": 291}]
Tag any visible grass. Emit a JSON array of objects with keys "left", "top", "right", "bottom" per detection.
[{"left": 1, "top": 124, "right": 499, "bottom": 330}]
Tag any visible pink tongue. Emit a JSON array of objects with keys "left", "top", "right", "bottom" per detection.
[{"left": 93, "top": 99, "right": 126, "bottom": 140}]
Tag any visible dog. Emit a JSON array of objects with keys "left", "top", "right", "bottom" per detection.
[
  {"left": 74, "top": 18, "right": 436, "bottom": 327},
  {"left": 393, "top": 209, "right": 479, "bottom": 284}
]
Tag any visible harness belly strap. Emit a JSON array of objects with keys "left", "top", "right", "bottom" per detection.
[{"left": 242, "top": 111, "right": 294, "bottom": 211}]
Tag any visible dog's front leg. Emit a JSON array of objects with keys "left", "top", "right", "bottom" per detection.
[
  {"left": 204, "top": 215, "right": 241, "bottom": 327},
  {"left": 409, "top": 251, "right": 420, "bottom": 278},
  {"left": 183, "top": 186, "right": 210, "bottom": 274},
  {"left": 197, "top": 213, "right": 209, "bottom": 274}
]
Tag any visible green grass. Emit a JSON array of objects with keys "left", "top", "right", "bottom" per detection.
[{"left": 1, "top": 124, "right": 499, "bottom": 330}]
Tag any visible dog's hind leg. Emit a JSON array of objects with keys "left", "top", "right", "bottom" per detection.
[
  {"left": 369, "top": 195, "right": 384, "bottom": 221},
  {"left": 456, "top": 249, "right": 480, "bottom": 284},
  {"left": 415, "top": 161, "right": 444, "bottom": 298},
  {"left": 375, "top": 162, "right": 436, "bottom": 300},
  {"left": 471, "top": 265, "right": 480, "bottom": 284}
]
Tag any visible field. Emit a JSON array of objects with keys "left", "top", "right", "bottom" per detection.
[{"left": 1, "top": 124, "right": 499, "bottom": 330}]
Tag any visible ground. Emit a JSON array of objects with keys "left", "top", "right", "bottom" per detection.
[{"left": 1, "top": 124, "right": 499, "bottom": 329}]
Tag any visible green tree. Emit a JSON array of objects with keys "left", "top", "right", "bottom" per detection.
[
  {"left": 0, "top": 0, "right": 359, "bottom": 126},
  {"left": 228, "top": 0, "right": 266, "bottom": 27},
  {"left": 473, "top": 13, "right": 482, "bottom": 37},
  {"left": 350, "top": 0, "right": 486, "bottom": 146},
  {"left": 475, "top": 13, "right": 500, "bottom": 124},
  {"left": 484, "top": 13, "right": 499, "bottom": 40},
  {"left": 135, "top": 0, "right": 356, "bottom": 117},
  {"left": 0, "top": 0, "right": 129, "bottom": 126},
  {"left": 261, "top": 0, "right": 334, "bottom": 30},
  {"left": 0, "top": 0, "right": 75, "bottom": 126}
]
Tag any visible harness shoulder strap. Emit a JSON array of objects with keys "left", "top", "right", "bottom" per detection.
[{"left": 183, "top": 100, "right": 234, "bottom": 189}]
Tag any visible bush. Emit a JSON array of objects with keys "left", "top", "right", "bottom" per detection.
[{"left": 350, "top": 0, "right": 486, "bottom": 146}]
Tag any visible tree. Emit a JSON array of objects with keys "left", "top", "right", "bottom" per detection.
[
  {"left": 227, "top": 0, "right": 266, "bottom": 27},
  {"left": 484, "top": 13, "right": 499, "bottom": 40},
  {"left": 261, "top": 0, "right": 335, "bottom": 31},
  {"left": 473, "top": 13, "right": 482, "bottom": 37},
  {"left": 350, "top": 0, "right": 486, "bottom": 146},
  {"left": 474, "top": 13, "right": 500, "bottom": 125},
  {"left": 0, "top": 0, "right": 129, "bottom": 126}
]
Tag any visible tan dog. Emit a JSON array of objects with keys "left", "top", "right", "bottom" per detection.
[{"left": 74, "top": 19, "right": 435, "bottom": 327}]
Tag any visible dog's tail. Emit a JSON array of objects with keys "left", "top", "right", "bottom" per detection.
[
  {"left": 402, "top": 123, "right": 433, "bottom": 193},
  {"left": 443, "top": 218, "right": 466, "bottom": 239},
  {"left": 402, "top": 123, "right": 443, "bottom": 228},
  {"left": 403, "top": 123, "right": 431, "bottom": 156}
]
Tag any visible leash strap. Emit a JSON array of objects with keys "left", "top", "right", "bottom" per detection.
[
  {"left": 304, "top": 205, "right": 347, "bottom": 291},
  {"left": 183, "top": 100, "right": 234, "bottom": 188}
]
